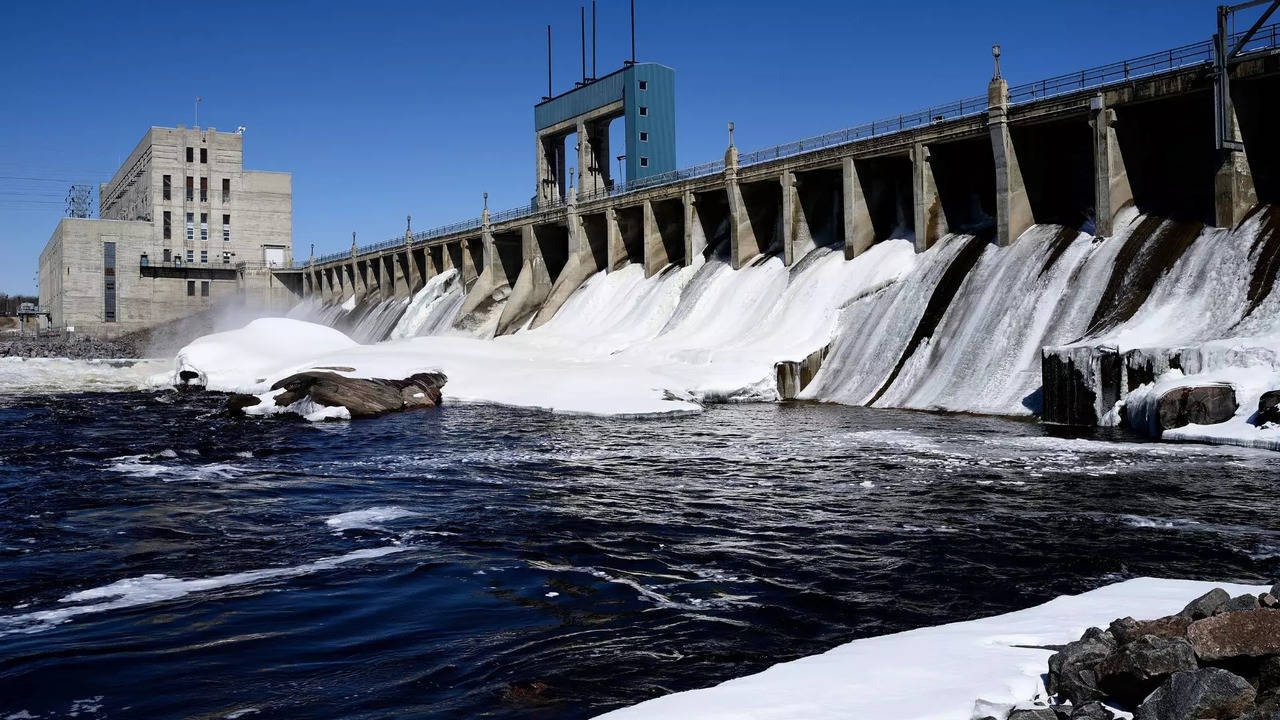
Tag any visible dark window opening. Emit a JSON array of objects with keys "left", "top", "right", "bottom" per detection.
[
  {"left": 222, "top": 178, "right": 230, "bottom": 201},
  {"left": 201, "top": 280, "right": 210, "bottom": 297},
  {"left": 638, "top": 106, "right": 648, "bottom": 117},
  {"left": 222, "top": 214, "right": 230, "bottom": 241},
  {"left": 638, "top": 80, "right": 648, "bottom": 90},
  {"left": 200, "top": 250, "right": 207, "bottom": 263},
  {"left": 187, "top": 280, "right": 195, "bottom": 296},
  {"left": 163, "top": 248, "right": 172, "bottom": 263},
  {"left": 639, "top": 156, "right": 649, "bottom": 167},
  {"left": 103, "top": 242, "right": 116, "bottom": 322},
  {"left": 186, "top": 147, "right": 193, "bottom": 163},
  {"left": 163, "top": 174, "right": 171, "bottom": 200},
  {"left": 140, "top": 253, "right": 149, "bottom": 267},
  {"left": 200, "top": 147, "right": 207, "bottom": 163},
  {"left": 163, "top": 210, "right": 171, "bottom": 239},
  {"left": 639, "top": 131, "right": 649, "bottom": 142},
  {"left": 186, "top": 176, "right": 194, "bottom": 201},
  {"left": 199, "top": 177, "right": 207, "bottom": 202}
]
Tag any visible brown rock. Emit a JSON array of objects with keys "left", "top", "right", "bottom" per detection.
[
  {"left": 1157, "top": 384, "right": 1237, "bottom": 431},
  {"left": 226, "top": 394, "right": 261, "bottom": 413},
  {"left": 1187, "top": 610, "right": 1280, "bottom": 661},
  {"left": 1111, "top": 615, "right": 1193, "bottom": 645},
  {"left": 268, "top": 370, "right": 445, "bottom": 418}
]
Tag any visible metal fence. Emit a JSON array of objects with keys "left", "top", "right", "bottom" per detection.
[{"left": 312, "top": 22, "right": 1279, "bottom": 266}]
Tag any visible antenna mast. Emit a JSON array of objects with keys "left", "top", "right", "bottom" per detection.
[
  {"left": 580, "top": 6, "right": 586, "bottom": 85},
  {"left": 545, "top": 25, "right": 553, "bottom": 100},
  {"left": 592, "top": 1, "right": 597, "bottom": 79},
  {"left": 628, "top": 0, "right": 636, "bottom": 65}
]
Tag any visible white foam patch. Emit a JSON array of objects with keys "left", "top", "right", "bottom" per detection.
[
  {"left": 0, "top": 358, "right": 169, "bottom": 395},
  {"left": 324, "top": 506, "right": 420, "bottom": 531},
  {"left": 0, "top": 546, "right": 409, "bottom": 637},
  {"left": 601, "top": 577, "right": 1266, "bottom": 720}
]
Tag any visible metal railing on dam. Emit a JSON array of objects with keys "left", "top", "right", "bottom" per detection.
[{"left": 310, "top": 22, "right": 1280, "bottom": 268}]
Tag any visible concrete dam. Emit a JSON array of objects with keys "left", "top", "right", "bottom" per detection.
[{"left": 278, "top": 26, "right": 1280, "bottom": 445}]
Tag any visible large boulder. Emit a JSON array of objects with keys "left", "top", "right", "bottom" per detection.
[
  {"left": 1110, "top": 615, "right": 1193, "bottom": 645},
  {"left": 1049, "top": 628, "right": 1118, "bottom": 704},
  {"left": 1257, "top": 390, "right": 1280, "bottom": 427},
  {"left": 1134, "top": 668, "right": 1255, "bottom": 720},
  {"left": 1187, "top": 609, "right": 1280, "bottom": 661},
  {"left": 1156, "top": 384, "right": 1236, "bottom": 431},
  {"left": 1097, "top": 635, "right": 1198, "bottom": 707},
  {"left": 229, "top": 371, "right": 446, "bottom": 418},
  {"left": 1179, "top": 588, "right": 1230, "bottom": 620},
  {"left": 1213, "top": 593, "right": 1261, "bottom": 615}
]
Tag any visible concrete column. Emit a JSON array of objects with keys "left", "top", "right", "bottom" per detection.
[
  {"left": 1089, "top": 101, "right": 1133, "bottom": 238},
  {"left": 460, "top": 239, "right": 479, "bottom": 285},
  {"left": 727, "top": 179, "right": 758, "bottom": 270},
  {"left": 642, "top": 200, "right": 667, "bottom": 277},
  {"left": 912, "top": 143, "right": 947, "bottom": 253},
  {"left": 684, "top": 191, "right": 705, "bottom": 265},
  {"left": 780, "top": 171, "right": 798, "bottom": 266},
  {"left": 577, "top": 119, "right": 611, "bottom": 199},
  {"left": 1214, "top": 102, "right": 1257, "bottom": 228},
  {"left": 988, "top": 77, "right": 1032, "bottom": 247},
  {"left": 405, "top": 246, "right": 420, "bottom": 293},
  {"left": 606, "top": 206, "right": 625, "bottom": 271},
  {"left": 843, "top": 157, "right": 875, "bottom": 259},
  {"left": 536, "top": 134, "right": 566, "bottom": 207},
  {"left": 346, "top": 262, "right": 357, "bottom": 298}
]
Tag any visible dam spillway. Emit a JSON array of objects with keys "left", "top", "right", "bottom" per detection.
[{"left": 265, "top": 25, "right": 1280, "bottom": 446}]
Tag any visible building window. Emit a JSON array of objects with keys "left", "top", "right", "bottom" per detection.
[
  {"left": 200, "top": 249, "right": 208, "bottom": 263},
  {"left": 200, "top": 213, "right": 208, "bottom": 241},
  {"left": 639, "top": 156, "right": 649, "bottom": 167},
  {"left": 638, "top": 80, "right": 648, "bottom": 90},
  {"left": 186, "top": 213, "right": 194, "bottom": 240},
  {"left": 103, "top": 242, "right": 116, "bottom": 322},
  {"left": 222, "top": 214, "right": 230, "bottom": 241},
  {"left": 222, "top": 251, "right": 231, "bottom": 264},
  {"left": 638, "top": 106, "right": 648, "bottom": 117},
  {"left": 163, "top": 248, "right": 171, "bottom": 263},
  {"left": 201, "top": 281, "right": 210, "bottom": 297},
  {"left": 163, "top": 211, "right": 172, "bottom": 239},
  {"left": 186, "top": 249, "right": 194, "bottom": 263},
  {"left": 187, "top": 280, "right": 195, "bottom": 296},
  {"left": 199, "top": 177, "right": 207, "bottom": 202},
  {"left": 186, "top": 176, "right": 194, "bottom": 201},
  {"left": 639, "top": 131, "right": 649, "bottom": 142},
  {"left": 200, "top": 148, "right": 207, "bottom": 164},
  {"left": 222, "top": 178, "right": 230, "bottom": 201},
  {"left": 140, "top": 253, "right": 149, "bottom": 267},
  {"left": 186, "top": 147, "right": 194, "bottom": 162},
  {"left": 163, "top": 174, "right": 171, "bottom": 200}
]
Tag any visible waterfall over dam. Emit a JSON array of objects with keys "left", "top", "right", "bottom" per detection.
[{"left": 254, "top": 31, "right": 1280, "bottom": 447}]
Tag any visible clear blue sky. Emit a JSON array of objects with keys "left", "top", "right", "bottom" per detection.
[{"left": 0, "top": 0, "right": 1234, "bottom": 293}]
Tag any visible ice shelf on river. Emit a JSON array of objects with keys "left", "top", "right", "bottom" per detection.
[{"left": 599, "top": 577, "right": 1267, "bottom": 720}]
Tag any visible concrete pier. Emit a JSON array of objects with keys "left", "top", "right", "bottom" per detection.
[{"left": 987, "top": 77, "right": 1033, "bottom": 247}]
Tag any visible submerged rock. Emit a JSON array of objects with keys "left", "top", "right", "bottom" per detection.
[
  {"left": 229, "top": 371, "right": 446, "bottom": 419},
  {"left": 1157, "top": 384, "right": 1237, "bottom": 431},
  {"left": 1134, "top": 668, "right": 1255, "bottom": 720}
]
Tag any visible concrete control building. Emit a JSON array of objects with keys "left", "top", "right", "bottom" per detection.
[{"left": 38, "top": 126, "right": 292, "bottom": 336}]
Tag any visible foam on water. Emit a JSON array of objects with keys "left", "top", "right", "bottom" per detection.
[
  {"left": 324, "top": 506, "right": 420, "bottom": 531},
  {"left": 0, "top": 546, "right": 409, "bottom": 638}
]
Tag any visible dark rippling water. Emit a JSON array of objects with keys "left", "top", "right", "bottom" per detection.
[{"left": 1, "top": 391, "right": 1277, "bottom": 719}]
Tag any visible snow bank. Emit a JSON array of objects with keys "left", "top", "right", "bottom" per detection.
[
  {"left": 164, "top": 317, "right": 357, "bottom": 394},
  {"left": 599, "top": 578, "right": 1265, "bottom": 720}
]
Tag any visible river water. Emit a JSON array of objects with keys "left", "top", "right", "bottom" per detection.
[{"left": 1, "top": 390, "right": 1277, "bottom": 719}]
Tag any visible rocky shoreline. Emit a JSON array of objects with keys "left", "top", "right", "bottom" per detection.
[
  {"left": 992, "top": 585, "right": 1280, "bottom": 720},
  {"left": 223, "top": 370, "right": 447, "bottom": 419},
  {"left": 0, "top": 333, "right": 143, "bottom": 360}
]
